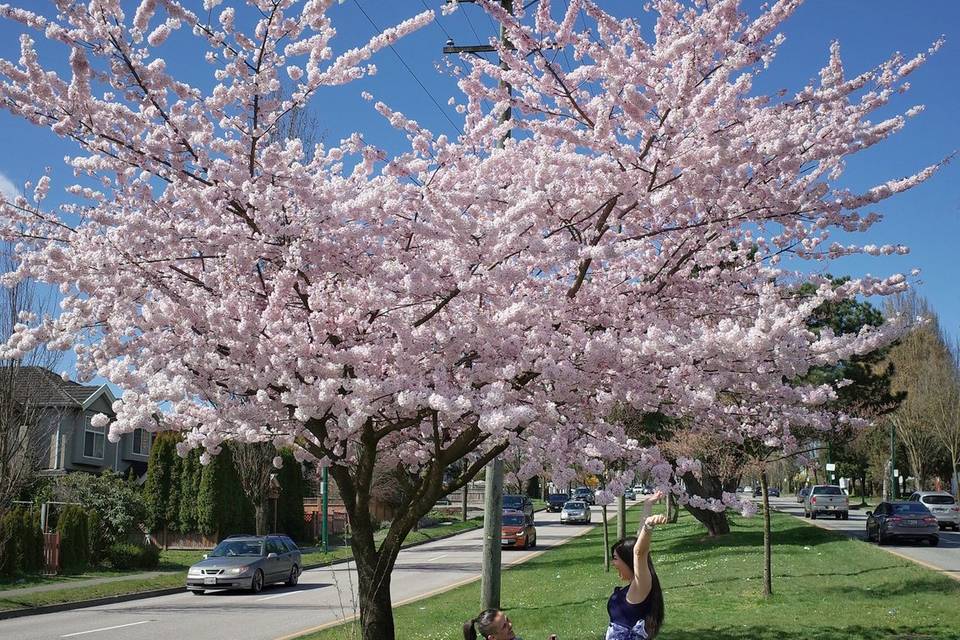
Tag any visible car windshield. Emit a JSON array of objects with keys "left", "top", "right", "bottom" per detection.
[
  {"left": 812, "top": 486, "right": 842, "bottom": 495},
  {"left": 565, "top": 502, "right": 585, "bottom": 509},
  {"left": 503, "top": 515, "right": 526, "bottom": 526},
  {"left": 892, "top": 503, "right": 930, "bottom": 514},
  {"left": 502, "top": 496, "right": 523, "bottom": 507},
  {"left": 549, "top": 494, "right": 567, "bottom": 501},
  {"left": 922, "top": 495, "right": 956, "bottom": 505},
  {"left": 209, "top": 539, "right": 263, "bottom": 557}
]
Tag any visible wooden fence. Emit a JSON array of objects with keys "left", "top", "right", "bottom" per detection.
[{"left": 43, "top": 532, "right": 60, "bottom": 575}]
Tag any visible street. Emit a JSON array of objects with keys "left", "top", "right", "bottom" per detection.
[
  {"left": 769, "top": 496, "right": 960, "bottom": 578},
  {"left": 0, "top": 506, "right": 613, "bottom": 640}
]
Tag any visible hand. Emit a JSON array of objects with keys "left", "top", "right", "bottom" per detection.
[
  {"left": 645, "top": 514, "right": 669, "bottom": 528},
  {"left": 648, "top": 490, "right": 665, "bottom": 503}
]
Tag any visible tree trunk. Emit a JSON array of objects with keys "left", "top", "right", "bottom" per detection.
[
  {"left": 617, "top": 495, "right": 626, "bottom": 542},
  {"left": 356, "top": 553, "right": 397, "bottom": 640},
  {"left": 760, "top": 470, "right": 772, "bottom": 598},
  {"left": 666, "top": 492, "right": 679, "bottom": 524},
  {"left": 254, "top": 502, "right": 266, "bottom": 536},
  {"left": 602, "top": 504, "right": 610, "bottom": 572},
  {"left": 681, "top": 471, "right": 732, "bottom": 536}
]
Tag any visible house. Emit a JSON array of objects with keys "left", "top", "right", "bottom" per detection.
[{"left": 15, "top": 367, "right": 150, "bottom": 479}]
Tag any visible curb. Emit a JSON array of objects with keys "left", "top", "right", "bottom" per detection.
[{"left": 0, "top": 520, "right": 486, "bottom": 621}]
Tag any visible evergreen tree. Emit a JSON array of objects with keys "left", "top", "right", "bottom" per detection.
[
  {"left": 57, "top": 505, "right": 89, "bottom": 574},
  {"left": 177, "top": 449, "right": 202, "bottom": 533},
  {"left": 198, "top": 444, "right": 253, "bottom": 538},
  {"left": 277, "top": 450, "right": 306, "bottom": 541},
  {"left": 143, "top": 433, "right": 178, "bottom": 533}
]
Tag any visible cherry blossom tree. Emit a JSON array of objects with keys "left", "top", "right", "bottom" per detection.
[{"left": 0, "top": 1, "right": 945, "bottom": 637}]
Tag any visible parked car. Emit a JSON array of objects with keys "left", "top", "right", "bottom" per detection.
[
  {"left": 560, "top": 500, "right": 592, "bottom": 524},
  {"left": 767, "top": 488, "right": 780, "bottom": 498},
  {"left": 502, "top": 494, "right": 534, "bottom": 521},
  {"left": 796, "top": 486, "right": 810, "bottom": 504},
  {"left": 866, "top": 501, "right": 939, "bottom": 546},
  {"left": 804, "top": 485, "right": 849, "bottom": 520},
  {"left": 636, "top": 485, "right": 652, "bottom": 495},
  {"left": 753, "top": 486, "right": 763, "bottom": 498},
  {"left": 624, "top": 488, "right": 637, "bottom": 500},
  {"left": 573, "top": 487, "right": 595, "bottom": 505},
  {"left": 546, "top": 493, "right": 569, "bottom": 512},
  {"left": 741, "top": 486, "right": 753, "bottom": 494},
  {"left": 186, "top": 534, "right": 301, "bottom": 595},
  {"left": 907, "top": 491, "right": 960, "bottom": 531},
  {"left": 501, "top": 511, "right": 537, "bottom": 549}
]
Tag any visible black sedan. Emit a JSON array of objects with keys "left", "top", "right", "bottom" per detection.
[{"left": 866, "top": 501, "right": 939, "bottom": 546}]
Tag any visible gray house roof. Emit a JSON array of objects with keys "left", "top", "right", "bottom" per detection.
[{"left": 12, "top": 366, "right": 117, "bottom": 412}]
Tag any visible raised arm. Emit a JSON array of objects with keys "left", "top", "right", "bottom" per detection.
[{"left": 628, "top": 491, "right": 668, "bottom": 603}]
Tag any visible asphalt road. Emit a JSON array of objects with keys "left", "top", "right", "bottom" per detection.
[
  {"left": 0, "top": 505, "right": 615, "bottom": 640},
  {"left": 768, "top": 495, "right": 960, "bottom": 578}
]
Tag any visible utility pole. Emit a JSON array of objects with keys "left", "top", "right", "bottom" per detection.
[
  {"left": 321, "top": 466, "right": 329, "bottom": 552},
  {"left": 443, "top": 0, "right": 513, "bottom": 611},
  {"left": 890, "top": 421, "right": 897, "bottom": 500}
]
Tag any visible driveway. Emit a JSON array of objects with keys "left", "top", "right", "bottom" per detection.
[{"left": 769, "top": 496, "right": 960, "bottom": 579}]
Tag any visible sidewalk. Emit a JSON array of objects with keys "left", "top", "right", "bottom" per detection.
[{"left": 0, "top": 571, "right": 175, "bottom": 599}]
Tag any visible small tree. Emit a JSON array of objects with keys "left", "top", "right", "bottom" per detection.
[
  {"left": 57, "top": 505, "right": 89, "bottom": 574},
  {"left": 277, "top": 450, "right": 307, "bottom": 541},
  {"left": 176, "top": 448, "right": 202, "bottom": 533},
  {"left": 198, "top": 444, "right": 253, "bottom": 538},
  {"left": 144, "top": 433, "right": 179, "bottom": 537}
]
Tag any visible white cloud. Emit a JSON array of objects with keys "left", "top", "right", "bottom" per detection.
[{"left": 0, "top": 170, "right": 21, "bottom": 202}]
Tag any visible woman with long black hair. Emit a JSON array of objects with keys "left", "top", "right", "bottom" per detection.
[
  {"left": 607, "top": 492, "right": 668, "bottom": 639},
  {"left": 462, "top": 608, "right": 557, "bottom": 640}
]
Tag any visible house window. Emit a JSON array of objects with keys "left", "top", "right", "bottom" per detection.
[
  {"left": 83, "top": 415, "right": 105, "bottom": 459},
  {"left": 132, "top": 428, "right": 151, "bottom": 456}
]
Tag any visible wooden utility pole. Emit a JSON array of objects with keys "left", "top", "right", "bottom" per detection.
[{"left": 443, "top": 0, "right": 513, "bottom": 611}]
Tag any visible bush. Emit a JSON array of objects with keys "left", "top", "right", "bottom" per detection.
[
  {"left": 0, "top": 507, "right": 44, "bottom": 577},
  {"left": 54, "top": 470, "right": 146, "bottom": 549},
  {"left": 57, "top": 505, "right": 90, "bottom": 574},
  {"left": 107, "top": 542, "right": 160, "bottom": 571}
]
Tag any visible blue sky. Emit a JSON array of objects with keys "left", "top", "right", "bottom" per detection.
[{"left": 0, "top": 0, "right": 958, "bottom": 388}]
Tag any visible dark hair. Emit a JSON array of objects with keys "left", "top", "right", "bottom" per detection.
[
  {"left": 610, "top": 537, "right": 665, "bottom": 638},
  {"left": 463, "top": 608, "right": 500, "bottom": 640}
]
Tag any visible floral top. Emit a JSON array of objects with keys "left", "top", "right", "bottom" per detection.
[{"left": 605, "top": 585, "right": 651, "bottom": 640}]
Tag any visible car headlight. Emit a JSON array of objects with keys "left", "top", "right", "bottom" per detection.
[
  {"left": 188, "top": 567, "right": 203, "bottom": 577},
  {"left": 228, "top": 566, "right": 250, "bottom": 575}
]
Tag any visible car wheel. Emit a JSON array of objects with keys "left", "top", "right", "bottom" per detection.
[
  {"left": 251, "top": 569, "right": 264, "bottom": 594},
  {"left": 834, "top": 513, "right": 840, "bottom": 520},
  {"left": 810, "top": 511, "right": 817, "bottom": 520},
  {"left": 929, "top": 536, "right": 939, "bottom": 547},
  {"left": 530, "top": 534, "right": 536, "bottom": 549},
  {"left": 286, "top": 565, "right": 300, "bottom": 587},
  {"left": 877, "top": 529, "right": 887, "bottom": 545},
  {"left": 191, "top": 589, "right": 205, "bottom": 596},
  {"left": 842, "top": 512, "right": 849, "bottom": 520},
  {"left": 954, "top": 524, "right": 960, "bottom": 532},
  {"left": 804, "top": 510, "right": 809, "bottom": 519}
]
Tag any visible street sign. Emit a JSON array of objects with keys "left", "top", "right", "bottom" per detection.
[
  {"left": 825, "top": 463, "right": 836, "bottom": 471},
  {"left": 893, "top": 469, "right": 900, "bottom": 477}
]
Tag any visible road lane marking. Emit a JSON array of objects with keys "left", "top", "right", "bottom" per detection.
[
  {"left": 61, "top": 621, "right": 151, "bottom": 637},
  {"left": 257, "top": 589, "right": 307, "bottom": 601},
  {"left": 425, "top": 554, "right": 449, "bottom": 562}
]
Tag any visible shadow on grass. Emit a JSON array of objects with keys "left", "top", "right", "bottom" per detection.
[
  {"left": 818, "top": 576, "right": 960, "bottom": 599},
  {"left": 662, "top": 625, "right": 945, "bottom": 640}
]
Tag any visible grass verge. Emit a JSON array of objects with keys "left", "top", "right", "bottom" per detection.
[
  {"left": 301, "top": 508, "right": 960, "bottom": 640},
  {"left": 0, "top": 517, "right": 483, "bottom": 612}
]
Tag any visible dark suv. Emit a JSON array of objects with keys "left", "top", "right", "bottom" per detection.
[
  {"left": 573, "top": 487, "right": 595, "bottom": 505},
  {"left": 546, "top": 493, "right": 569, "bottom": 512},
  {"left": 502, "top": 494, "right": 534, "bottom": 521}
]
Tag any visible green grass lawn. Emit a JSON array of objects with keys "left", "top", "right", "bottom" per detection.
[
  {"left": 302, "top": 508, "right": 960, "bottom": 640},
  {"left": 0, "top": 517, "right": 483, "bottom": 612}
]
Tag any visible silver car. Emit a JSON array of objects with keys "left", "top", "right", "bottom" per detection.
[
  {"left": 560, "top": 500, "right": 591, "bottom": 524},
  {"left": 907, "top": 491, "right": 960, "bottom": 531},
  {"left": 865, "top": 501, "right": 939, "bottom": 546},
  {"left": 186, "top": 534, "right": 302, "bottom": 595}
]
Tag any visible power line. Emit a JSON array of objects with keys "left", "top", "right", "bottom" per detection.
[
  {"left": 462, "top": 6, "right": 485, "bottom": 45},
  {"left": 419, "top": 0, "right": 454, "bottom": 42},
  {"left": 354, "top": 0, "right": 463, "bottom": 135}
]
